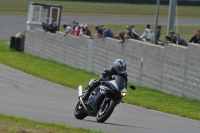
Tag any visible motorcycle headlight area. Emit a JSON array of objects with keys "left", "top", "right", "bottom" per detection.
[
  {"left": 121, "top": 88, "right": 127, "bottom": 97},
  {"left": 121, "top": 92, "right": 127, "bottom": 97}
]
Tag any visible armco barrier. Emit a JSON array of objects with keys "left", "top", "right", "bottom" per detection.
[{"left": 24, "top": 29, "right": 200, "bottom": 101}]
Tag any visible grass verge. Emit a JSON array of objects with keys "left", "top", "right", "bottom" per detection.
[
  {"left": 0, "top": 40, "right": 200, "bottom": 122},
  {"left": 0, "top": 0, "right": 200, "bottom": 18},
  {"left": 0, "top": 113, "right": 103, "bottom": 133}
]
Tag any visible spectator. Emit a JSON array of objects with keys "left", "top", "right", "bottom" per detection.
[
  {"left": 84, "top": 25, "right": 93, "bottom": 38},
  {"left": 189, "top": 30, "right": 200, "bottom": 44},
  {"left": 74, "top": 21, "right": 79, "bottom": 36},
  {"left": 117, "top": 31, "right": 126, "bottom": 43},
  {"left": 42, "top": 21, "right": 48, "bottom": 31},
  {"left": 79, "top": 24, "right": 85, "bottom": 36},
  {"left": 95, "top": 25, "right": 103, "bottom": 38},
  {"left": 53, "top": 22, "right": 58, "bottom": 31},
  {"left": 75, "top": 26, "right": 81, "bottom": 37},
  {"left": 72, "top": 21, "right": 76, "bottom": 31},
  {"left": 63, "top": 24, "right": 73, "bottom": 36},
  {"left": 45, "top": 20, "right": 57, "bottom": 33},
  {"left": 139, "top": 24, "right": 154, "bottom": 43},
  {"left": 164, "top": 36, "right": 171, "bottom": 44},
  {"left": 168, "top": 30, "right": 179, "bottom": 44},
  {"left": 156, "top": 25, "right": 162, "bottom": 44},
  {"left": 126, "top": 25, "right": 132, "bottom": 39},
  {"left": 125, "top": 25, "right": 139, "bottom": 40},
  {"left": 130, "top": 25, "right": 139, "bottom": 39},
  {"left": 102, "top": 27, "right": 115, "bottom": 38},
  {"left": 169, "top": 30, "right": 188, "bottom": 46}
]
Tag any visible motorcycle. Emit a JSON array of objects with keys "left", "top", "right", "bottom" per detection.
[{"left": 74, "top": 75, "right": 136, "bottom": 123}]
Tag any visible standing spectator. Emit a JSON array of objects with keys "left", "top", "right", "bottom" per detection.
[
  {"left": 189, "top": 30, "right": 200, "bottom": 44},
  {"left": 95, "top": 25, "right": 103, "bottom": 38},
  {"left": 102, "top": 27, "right": 115, "bottom": 38},
  {"left": 84, "top": 25, "right": 93, "bottom": 38},
  {"left": 63, "top": 24, "right": 73, "bottom": 36},
  {"left": 139, "top": 24, "right": 154, "bottom": 43},
  {"left": 156, "top": 25, "right": 162, "bottom": 44}
]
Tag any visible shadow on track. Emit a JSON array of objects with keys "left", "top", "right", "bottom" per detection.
[{"left": 83, "top": 119, "right": 144, "bottom": 129}]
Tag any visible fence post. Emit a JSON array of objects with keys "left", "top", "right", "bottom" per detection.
[{"left": 86, "top": 38, "right": 93, "bottom": 71}]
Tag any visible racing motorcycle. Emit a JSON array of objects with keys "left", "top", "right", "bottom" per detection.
[{"left": 74, "top": 75, "right": 136, "bottom": 123}]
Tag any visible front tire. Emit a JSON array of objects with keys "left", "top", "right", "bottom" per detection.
[
  {"left": 96, "top": 99, "right": 116, "bottom": 123},
  {"left": 74, "top": 101, "right": 87, "bottom": 120}
]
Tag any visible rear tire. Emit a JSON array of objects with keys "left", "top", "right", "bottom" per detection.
[
  {"left": 74, "top": 101, "right": 87, "bottom": 120},
  {"left": 96, "top": 99, "right": 116, "bottom": 123}
]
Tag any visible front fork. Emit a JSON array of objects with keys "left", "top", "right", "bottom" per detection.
[
  {"left": 79, "top": 97, "right": 87, "bottom": 110},
  {"left": 100, "top": 98, "right": 108, "bottom": 109}
]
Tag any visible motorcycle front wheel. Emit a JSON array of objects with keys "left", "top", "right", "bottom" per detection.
[
  {"left": 74, "top": 101, "right": 87, "bottom": 120},
  {"left": 96, "top": 99, "right": 116, "bottom": 123}
]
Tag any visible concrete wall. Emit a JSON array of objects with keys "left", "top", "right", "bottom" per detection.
[{"left": 24, "top": 29, "right": 200, "bottom": 101}]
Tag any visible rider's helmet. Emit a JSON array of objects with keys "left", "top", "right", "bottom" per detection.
[{"left": 114, "top": 59, "right": 126, "bottom": 74}]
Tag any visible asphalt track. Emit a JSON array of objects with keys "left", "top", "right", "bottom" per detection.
[
  {"left": 1, "top": 14, "right": 200, "bottom": 40},
  {"left": 0, "top": 64, "right": 200, "bottom": 133}
]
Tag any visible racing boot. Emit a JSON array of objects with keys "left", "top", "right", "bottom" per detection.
[
  {"left": 82, "top": 81, "right": 100, "bottom": 101},
  {"left": 82, "top": 86, "right": 93, "bottom": 101}
]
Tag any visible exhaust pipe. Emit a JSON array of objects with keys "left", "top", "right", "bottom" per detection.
[
  {"left": 78, "top": 85, "right": 87, "bottom": 110},
  {"left": 78, "top": 85, "right": 83, "bottom": 96}
]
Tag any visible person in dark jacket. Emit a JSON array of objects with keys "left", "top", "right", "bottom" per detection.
[
  {"left": 82, "top": 59, "right": 128, "bottom": 101},
  {"left": 95, "top": 25, "right": 103, "bottom": 38},
  {"left": 169, "top": 30, "right": 188, "bottom": 46},
  {"left": 189, "top": 30, "right": 200, "bottom": 44},
  {"left": 102, "top": 27, "right": 115, "bottom": 38},
  {"left": 156, "top": 25, "right": 162, "bottom": 44}
]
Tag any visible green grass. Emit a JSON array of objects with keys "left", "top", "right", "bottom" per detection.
[
  {"left": 0, "top": 41, "right": 98, "bottom": 89},
  {"left": 0, "top": 113, "right": 103, "bottom": 133},
  {"left": 0, "top": 0, "right": 200, "bottom": 18},
  {"left": 0, "top": 40, "right": 200, "bottom": 122},
  {"left": 123, "top": 86, "right": 200, "bottom": 119}
]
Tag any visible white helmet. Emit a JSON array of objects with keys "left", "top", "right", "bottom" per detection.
[{"left": 114, "top": 59, "right": 126, "bottom": 74}]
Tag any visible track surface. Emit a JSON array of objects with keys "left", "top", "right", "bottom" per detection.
[
  {"left": 1, "top": 15, "right": 200, "bottom": 40},
  {"left": 0, "top": 64, "right": 200, "bottom": 133}
]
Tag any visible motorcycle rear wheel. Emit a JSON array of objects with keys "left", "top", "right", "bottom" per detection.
[
  {"left": 96, "top": 99, "right": 116, "bottom": 123},
  {"left": 74, "top": 101, "right": 87, "bottom": 120}
]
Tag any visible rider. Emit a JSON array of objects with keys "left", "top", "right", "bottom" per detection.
[{"left": 82, "top": 59, "right": 128, "bottom": 101}]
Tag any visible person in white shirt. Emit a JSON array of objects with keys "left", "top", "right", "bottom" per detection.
[
  {"left": 139, "top": 24, "right": 154, "bottom": 43},
  {"left": 63, "top": 24, "right": 73, "bottom": 36}
]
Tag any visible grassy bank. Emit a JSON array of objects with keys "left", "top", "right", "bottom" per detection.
[
  {"left": 0, "top": 40, "right": 200, "bottom": 121},
  {"left": 0, "top": 0, "right": 200, "bottom": 18},
  {"left": 0, "top": 113, "right": 103, "bottom": 133}
]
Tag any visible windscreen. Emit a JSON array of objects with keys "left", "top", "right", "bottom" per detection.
[{"left": 114, "top": 75, "right": 126, "bottom": 91}]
